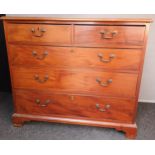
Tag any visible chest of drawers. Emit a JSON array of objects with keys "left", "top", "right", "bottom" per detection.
[{"left": 2, "top": 17, "right": 152, "bottom": 139}]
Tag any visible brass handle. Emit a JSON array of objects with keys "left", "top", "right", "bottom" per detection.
[
  {"left": 96, "top": 78, "right": 112, "bottom": 87},
  {"left": 31, "top": 27, "right": 46, "bottom": 37},
  {"left": 100, "top": 30, "right": 117, "bottom": 39},
  {"left": 34, "top": 75, "right": 49, "bottom": 83},
  {"left": 70, "top": 95, "right": 75, "bottom": 101},
  {"left": 35, "top": 99, "right": 51, "bottom": 107},
  {"left": 32, "top": 51, "right": 48, "bottom": 60},
  {"left": 98, "top": 53, "right": 116, "bottom": 63},
  {"left": 96, "top": 103, "right": 111, "bottom": 112}
]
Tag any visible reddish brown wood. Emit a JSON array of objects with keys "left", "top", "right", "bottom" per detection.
[
  {"left": 12, "top": 68, "right": 138, "bottom": 98},
  {"left": 1, "top": 16, "right": 152, "bottom": 23},
  {"left": 12, "top": 113, "right": 137, "bottom": 139},
  {"left": 6, "top": 23, "right": 72, "bottom": 44},
  {"left": 14, "top": 90, "right": 135, "bottom": 123},
  {"left": 115, "top": 123, "right": 137, "bottom": 139},
  {"left": 2, "top": 17, "right": 152, "bottom": 139},
  {"left": 12, "top": 115, "right": 26, "bottom": 127},
  {"left": 74, "top": 25, "right": 145, "bottom": 47},
  {"left": 9, "top": 45, "right": 142, "bottom": 71}
]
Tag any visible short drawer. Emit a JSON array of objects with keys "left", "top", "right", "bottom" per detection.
[
  {"left": 6, "top": 23, "right": 72, "bottom": 44},
  {"left": 75, "top": 25, "right": 145, "bottom": 47},
  {"left": 12, "top": 68, "right": 138, "bottom": 98},
  {"left": 14, "top": 90, "right": 135, "bottom": 123},
  {"left": 9, "top": 45, "right": 142, "bottom": 71}
]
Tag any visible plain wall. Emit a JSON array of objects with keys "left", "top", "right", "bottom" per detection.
[{"left": 6, "top": 14, "right": 155, "bottom": 103}]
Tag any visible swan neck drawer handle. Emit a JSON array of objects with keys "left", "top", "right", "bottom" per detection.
[
  {"left": 32, "top": 51, "right": 48, "bottom": 60},
  {"left": 98, "top": 53, "right": 116, "bottom": 63},
  {"left": 35, "top": 99, "right": 51, "bottom": 107},
  {"left": 96, "top": 103, "right": 111, "bottom": 112},
  {"left": 96, "top": 78, "right": 113, "bottom": 87},
  {"left": 31, "top": 27, "right": 46, "bottom": 37},
  {"left": 100, "top": 30, "right": 118, "bottom": 39},
  {"left": 34, "top": 75, "right": 49, "bottom": 83}
]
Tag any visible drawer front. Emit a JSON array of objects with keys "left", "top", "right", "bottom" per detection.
[
  {"left": 14, "top": 90, "right": 135, "bottom": 123},
  {"left": 12, "top": 68, "right": 138, "bottom": 98},
  {"left": 75, "top": 25, "right": 145, "bottom": 47},
  {"left": 6, "top": 23, "right": 72, "bottom": 44},
  {"left": 9, "top": 45, "right": 142, "bottom": 71}
]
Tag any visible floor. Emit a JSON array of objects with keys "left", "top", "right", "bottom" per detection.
[{"left": 0, "top": 92, "right": 155, "bottom": 140}]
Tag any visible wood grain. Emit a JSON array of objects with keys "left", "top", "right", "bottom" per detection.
[
  {"left": 9, "top": 45, "right": 142, "bottom": 71},
  {"left": 6, "top": 23, "right": 72, "bottom": 44},
  {"left": 75, "top": 25, "right": 145, "bottom": 47},
  {"left": 2, "top": 17, "right": 152, "bottom": 139},
  {"left": 14, "top": 90, "right": 135, "bottom": 123},
  {"left": 12, "top": 68, "right": 138, "bottom": 98}
]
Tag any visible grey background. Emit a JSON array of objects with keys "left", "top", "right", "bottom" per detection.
[{"left": 7, "top": 14, "right": 155, "bottom": 103}]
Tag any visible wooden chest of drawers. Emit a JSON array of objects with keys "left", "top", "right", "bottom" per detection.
[{"left": 2, "top": 17, "right": 152, "bottom": 139}]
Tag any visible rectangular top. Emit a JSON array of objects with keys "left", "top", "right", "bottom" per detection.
[{"left": 1, "top": 16, "right": 153, "bottom": 23}]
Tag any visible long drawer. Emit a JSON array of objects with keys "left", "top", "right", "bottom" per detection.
[
  {"left": 6, "top": 23, "right": 72, "bottom": 44},
  {"left": 14, "top": 90, "right": 135, "bottom": 123},
  {"left": 9, "top": 45, "right": 142, "bottom": 71},
  {"left": 75, "top": 25, "right": 145, "bottom": 47},
  {"left": 12, "top": 68, "right": 138, "bottom": 98}
]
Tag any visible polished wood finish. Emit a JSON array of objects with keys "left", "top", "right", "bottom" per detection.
[
  {"left": 9, "top": 45, "right": 142, "bottom": 71},
  {"left": 6, "top": 23, "right": 72, "bottom": 44},
  {"left": 2, "top": 17, "right": 152, "bottom": 139},
  {"left": 14, "top": 90, "right": 135, "bottom": 123},
  {"left": 75, "top": 25, "right": 145, "bottom": 47},
  {"left": 1, "top": 16, "right": 152, "bottom": 23},
  {"left": 12, "top": 112, "right": 137, "bottom": 138},
  {"left": 12, "top": 68, "right": 138, "bottom": 98}
]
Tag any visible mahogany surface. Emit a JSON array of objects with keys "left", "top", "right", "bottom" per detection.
[
  {"left": 2, "top": 17, "right": 152, "bottom": 139},
  {"left": 14, "top": 90, "right": 135, "bottom": 123},
  {"left": 12, "top": 68, "right": 138, "bottom": 98},
  {"left": 6, "top": 23, "right": 72, "bottom": 44},
  {"left": 9, "top": 45, "right": 142, "bottom": 71},
  {"left": 74, "top": 25, "right": 145, "bottom": 47}
]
